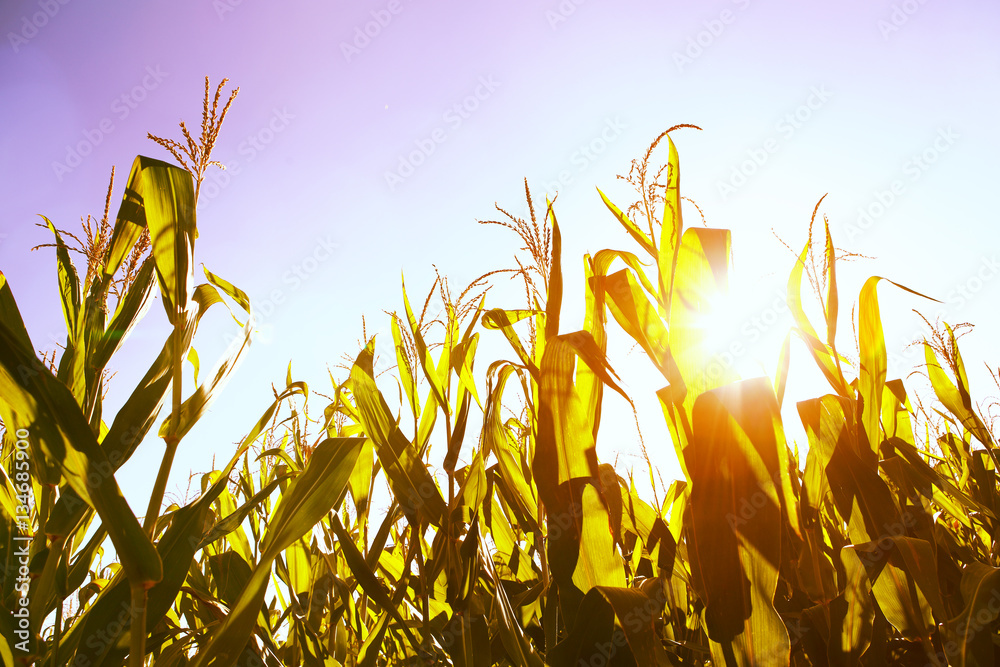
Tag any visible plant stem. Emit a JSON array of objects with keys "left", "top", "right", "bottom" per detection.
[
  {"left": 136, "top": 324, "right": 180, "bottom": 667},
  {"left": 445, "top": 416, "right": 454, "bottom": 510},
  {"left": 130, "top": 584, "right": 147, "bottom": 667},
  {"left": 143, "top": 314, "right": 184, "bottom": 536},
  {"left": 415, "top": 525, "right": 430, "bottom": 656},
  {"left": 143, "top": 438, "right": 179, "bottom": 535},
  {"left": 50, "top": 597, "right": 62, "bottom": 667}
]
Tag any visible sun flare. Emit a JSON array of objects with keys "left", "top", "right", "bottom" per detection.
[{"left": 690, "top": 279, "right": 792, "bottom": 382}]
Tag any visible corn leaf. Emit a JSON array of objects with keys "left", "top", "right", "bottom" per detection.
[
  {"left": 684, "top": 379, "right": 791, "bottom": 666},
  {"left": 596, "top": 187, "right": 657, "bottom": 259},
  {"left": 189, "top": 437, "right": 363, "bottom": 667},
  {"left": 657, "top": 133, "right": 683, "bottom": 313},
  {"left": 0, "top": 320, "right": 161, "bottom": 587},
  {"left": 350, "top": 340, "right": 447, "bottom": 527}
]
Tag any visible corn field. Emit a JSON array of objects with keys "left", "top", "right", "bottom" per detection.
[{"left": 3, "top": 82, "right": 1000, "bottom": 667}]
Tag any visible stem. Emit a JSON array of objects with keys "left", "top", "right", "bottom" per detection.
[
  {"left": 143, "top": 439, "right": 179, "bottom": 535},
  {"left": 445, "top": 417, "right": 454, "bottom": 510},
  {"left": 134, "top": 181, "right": 195, "bottom": 667},
  {"left": 538, "top": 524, "right": 549, "bottom": 589},
  {"left": 459, "top": 588, "right": 468, "bottom": 662},
  {"left": 358, "top": 460, "right": 378, "bottom": 622},
  {"left": 50, "top": 597, "right": 62, "bottom": 667},
  {"left": 415, "top": 525, "right": 430, "bottom": 656},
  {"left": 130, "top": 584, "right": 147, "bottom": 667},
  {"left": 144, "top": 313, "right": 184, "bottom": 536},
  {"left": 36, "top": 484, "right": 52, "bottom": 559}
]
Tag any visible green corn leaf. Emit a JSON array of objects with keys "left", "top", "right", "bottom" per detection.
[
  {"left": 482, "top": 364, "right": 538, "bottom": 530},
  {"left": 282, "top": 537, "right": 312, "bottom": 598},
  {"left": 859, "top": 275, "right": 936, "bottom": 456},
  {"left": 350, "top": 340, "right": 447, "bottom": 527},
  {"left": 828, "top": 546, "right": 876, "bottom": 665},
  {"left": 328, "top": 514, "right": 422, "bottom": 653},
  {"left": 596, "top": 187, "right": 657, "bottom": 259},
  {"left": 882, "top": 435, "right": 991, "bottom": 527},
  {"left": 786, "top": 239, "right": 851, "bottom": 398},
  {"left": 0, "top": 271, "right": 33, "bottom": 355},
  {"left": 857, "top": 276, "right": 889, "bottom": 454},
  {"left": 93, "top": 255, "right": 157, "bottom": 371},
  {"left": 534, "top": 331, "right": 630, "bottom": 494},
  {"left": 482, "top": 309, "right": 541, "bottom": 379},
  {"left": 47, "top": 280, "right": 245, "bottom": 539},
  {"left": 401, "top": 275, "right": 448, "bottom": 413},
  {"left": 546, "top": 589, "right": 619, "bottom": 667},
  {"left": 863, "top": 536, "right": 942, "bottom": 641},
  {"left": 924, "top": 330, "right": 994, "bottom": 449},
  {"left": 39, "top": 216, "right": 82, "bottom": 342},
  {"left": 357, "top": 611, "right": 392, "bottom": 667},
  {"left": 799, "top": 395, "right": 903, "bottom": 546},
  {"left": 127, "top": 156, "right": 197, "bottom": 325},
  {"left": 104, "top": 172, "right": 146, "bottom": 278},
  {"left": 444, "top": 389, "right": 472, "bottom": 473},
  {"left": 480, "top": 537, "right": 545, "bottom": 667},
  {"left": 579, "top": 253, "right": 611, "bottom": 445},
  {"left": 208, "top": 551, "right": 254, "bottom": 609},
  {"left": 62, "top": 389, "right": 303, "bottom": 666},
  {"left": 38, "top": 217, "right": 89, "bottom": 406},
  {"left": 348, "top": 437, "right": 376, "bottom": 522},
  {"left": 0, "top": 320, "right": 161, "bottom": 587},
  {"left": 685, "top": 379, "right": 792, "bottom": 666},
  {"left": 197, "top": 475, "right": 288, "bottom": 549},
  {"left": 189, "top": 437, "right": 363, "bottom": 667},
  {"left": 603, "top": 268, "right": 670, "bottom": 378},
  {"left": 391, "top": 314, "right": 420, "bottom": 419},
  {"left": 795, "top": 523, "right": 838, "bottom": 604},
  {"left": 572, "top": 483, "right": 626, "bottom": 593},
  {"left": 451, "top": 331, "right": 482, "bottom": 411},
  {"left": 824, "top": 220, "right": 839, "bottom": 349},
  {"left": 944, "top": 562, "right": 1000, "bottom": 667},
  {"left": 657, "top": 132, "right": 684, "bottom": 313},
  {"left": 157, "top": 269, "right": 253, "bottom": 441},
  {"left": 774, "top": 331, "right": 792, "bottom": 410},
  {"left": 881, "top": 379, "right": 917, "bottom": 445},
  {"left": 544, "top": 199, "right": 562, "bottom": 341}
]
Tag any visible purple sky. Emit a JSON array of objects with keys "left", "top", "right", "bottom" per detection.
[{"left": 2, "top": 0, "right": 999, "bottom": 506}]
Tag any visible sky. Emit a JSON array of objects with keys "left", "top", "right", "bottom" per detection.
[{"left": 1, "top": 0, "right": 999, "bottom": 512}]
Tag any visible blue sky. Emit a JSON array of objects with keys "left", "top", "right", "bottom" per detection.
[{"left": 1, "top": 0, "right": 999, "bottom": 508}]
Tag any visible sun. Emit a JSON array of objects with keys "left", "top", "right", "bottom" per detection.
[{"left": 689, "top": 278, "right": 791, "bottom": 383}]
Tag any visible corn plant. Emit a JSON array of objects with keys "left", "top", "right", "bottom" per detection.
[
  {"left": 5, "top": 87, "right": 1000, "bottom": 667},
  {"left": 0, "top": 79, "right": 365, "bottom": 667}
]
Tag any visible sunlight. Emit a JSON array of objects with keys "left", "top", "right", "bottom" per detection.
[{"left": 689, "top": 278, "right": 792, "bottom": 382}]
